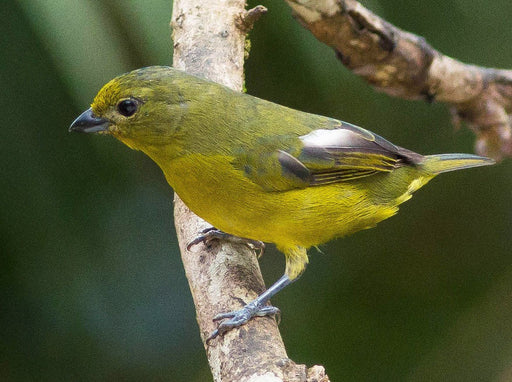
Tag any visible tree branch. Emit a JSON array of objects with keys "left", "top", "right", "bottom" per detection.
[
  {"left": 170, "top": 1, "right": 329, "bottom": 381},
  {"left": 285, "top": 0, "right": 512, "bottom": 160}
]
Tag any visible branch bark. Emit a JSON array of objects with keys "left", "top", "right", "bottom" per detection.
[
  {"left": 285, "top": 0, "right": 512, "bottom": 160},
  {"left": 170, "top": 1, "right": 329, "bottom": 381}
]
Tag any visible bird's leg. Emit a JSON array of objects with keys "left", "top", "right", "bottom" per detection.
[
  {"left": 187, "top": 227, "right": 265, "bottom": 257},
  {"left": 205, "top": 245, "right": 308, "bottom": 343},
  {"left": 206, "top": 274, "right": 298, "bottom": 343}
]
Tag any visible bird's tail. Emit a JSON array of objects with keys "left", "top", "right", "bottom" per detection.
[{"left": 422, "top": 153, "right": 495, "bottom": 175}]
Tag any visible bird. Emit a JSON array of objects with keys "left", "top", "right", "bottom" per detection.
[{"left": 70, "top": 66, "right": 494, "bottom": 340}]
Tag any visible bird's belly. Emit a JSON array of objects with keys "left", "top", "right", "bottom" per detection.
[
  {"left": 185, "top": 184, "right": 397, "bottom": 248},
  {"left": 164, "top": 155, "right": 401, "bottom": 249}
]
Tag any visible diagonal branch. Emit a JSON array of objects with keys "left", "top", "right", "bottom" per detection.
[{"left": 285, "top": 0, "right": 512, "bottom": 160}]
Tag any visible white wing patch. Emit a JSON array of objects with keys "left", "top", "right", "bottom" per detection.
[{"left": 300, "top": 128, "right": 372, "bottom": 148}]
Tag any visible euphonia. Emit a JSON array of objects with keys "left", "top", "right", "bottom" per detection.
[{"left": 70, "top": 66, "right": 494, "bottom": 340}]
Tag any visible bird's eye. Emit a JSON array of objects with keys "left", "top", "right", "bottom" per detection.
[{"left": 117, "top": 99, "right": 139, "bottom": 117}]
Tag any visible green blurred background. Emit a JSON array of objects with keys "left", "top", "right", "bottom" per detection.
[{"left": 2, "top": 0, "right": 512, "bottom": 380}]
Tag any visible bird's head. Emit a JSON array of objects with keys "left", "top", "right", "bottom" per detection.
[{"left": 69, "top": 66, "right": 194, "bottom": 155}]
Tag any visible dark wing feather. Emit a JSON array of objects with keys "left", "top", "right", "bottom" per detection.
[
  {"left": 292, "top": 122, "right": 423, "bottom": 186},
  {"left": 236, "top": 121, "right": 424, "bottom": 191}
]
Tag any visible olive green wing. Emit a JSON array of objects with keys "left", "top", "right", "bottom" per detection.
[{"left": 234, "top": 121, "right": 424, "bottom": 192}]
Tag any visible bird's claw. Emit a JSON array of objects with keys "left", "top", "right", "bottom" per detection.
[
  {"left": 186, "top": 227, "right": 219, "bottom": 250},
  {"left": 206, "top": 303, "right": 280, "bottom": 344},
  {"left": 246, "top": 240, "right": 266, "bottom": 258},
  {"left": 187, "top": 227, "right": 265, "bottom": 257}
]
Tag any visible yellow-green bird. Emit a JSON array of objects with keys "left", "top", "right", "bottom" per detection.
[{"left": 70, "top": 66, "right": 494, "bottom": 340}]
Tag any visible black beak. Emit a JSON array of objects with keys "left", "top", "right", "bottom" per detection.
[{"left": 69, "top": 108, "right": 109, "bottom": 133}]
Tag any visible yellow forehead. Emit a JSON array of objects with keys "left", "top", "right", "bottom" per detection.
[{"left": 91, "top": 78, "right": 122, "bottom": 115}]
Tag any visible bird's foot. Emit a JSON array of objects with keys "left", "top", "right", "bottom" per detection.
[
  {"left": 206, "top": 301, "right": 280, "bottom": 343},
  {"left": 187, "top": 227, "right": 265, "bottom": 257}
]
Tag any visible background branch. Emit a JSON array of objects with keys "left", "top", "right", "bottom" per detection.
[
  {"left": 285, "top": 0, "right": 512, "bottom": 160},
  {"left": 171, "top": 1, "right": 328, "bottom": 380}
]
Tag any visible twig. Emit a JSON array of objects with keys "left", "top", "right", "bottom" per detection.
[
  {"left": 237, "top": 5, "right": 268, "bottom": 33},
  {"left": 285, "top": 0, "right": 512, "bottom": 160}
]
